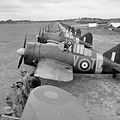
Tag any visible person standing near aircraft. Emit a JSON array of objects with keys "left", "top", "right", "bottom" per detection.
[{"left": 5, "top": 70, "right": 42, "bottom": 117}]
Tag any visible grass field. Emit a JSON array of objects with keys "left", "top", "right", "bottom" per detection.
[{"left": 0, "top": 22, "right": 120, "bottom": 120}]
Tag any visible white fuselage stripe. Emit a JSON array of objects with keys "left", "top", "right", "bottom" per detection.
[
  {"left": 80, "top": 45, "right": 84, "bottom": 54},
  {"left": 76, "top": 38, "right": 79, "bottom": 44},
  {"left": 95, "top": 53, "right": 103, "bottom": 73},
  {"left": 76, "top": 44, "right": 80, "bottom": 53},
  {"left": 73, "top": 44, "right": 77, "bottom": 53}
]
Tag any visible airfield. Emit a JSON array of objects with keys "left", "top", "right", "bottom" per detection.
[{"left": 0, "top": 21, "right": 120, "bottom": 120}]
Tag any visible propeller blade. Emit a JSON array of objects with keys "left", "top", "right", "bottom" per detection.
[
  {"left": 23, "top": 34, "right": 27, "bottom": 48},
  {"left": 18, "top": 55, "right": 24, "bottom": 69},
  {"left": 39, "top": 29, "right": 41, "bottom": 36},
  {"left": 17, "top": 34, "right": 27, "bottom": 69}
]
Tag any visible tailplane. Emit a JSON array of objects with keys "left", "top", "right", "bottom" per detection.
[
  {"left": 103, "top": 43, "right": 120, "bottom": 64},
  {"left": 103, "top": 43, "right": 120, "bottom": 78},
  {"left": 80, "top": 33, "right": 93, "bottom": 46}
]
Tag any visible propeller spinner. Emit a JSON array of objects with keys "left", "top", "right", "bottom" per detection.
[{"left": 17, "top": 35, "right": 27, "bottom": 69}]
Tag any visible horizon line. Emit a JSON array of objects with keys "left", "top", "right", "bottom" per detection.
[{"left": 0, "top": 17, "right": 120, "bottom": 21}]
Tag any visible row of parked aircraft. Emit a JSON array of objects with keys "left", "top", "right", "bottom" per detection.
[
  {"left": 2, "top": 22, "right": 120, "bottom": 120},
  {"left": 17, "top": 22, "right": 120, "bottom": 81},
  {"left": 16, "top": 22, "right": 120, "bottom": 120}
]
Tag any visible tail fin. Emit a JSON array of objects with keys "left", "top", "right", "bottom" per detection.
[
  {"left": 75, "top": 28, "right": 81, "bottom": 36},
  {"left": 80, "top": 33, "right": 93, "bottom": 46},
  {"left": 103, "top": 44, "right": 120, "bottom": 64}
]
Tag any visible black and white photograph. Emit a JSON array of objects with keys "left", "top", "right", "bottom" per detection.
[{"left": 0, "top": 0, "right": 120, "bottom": 120}]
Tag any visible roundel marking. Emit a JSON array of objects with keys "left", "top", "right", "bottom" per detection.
[
  {"left": 78, "top": 58, "right": 91, "bottom": 71},
  {"left": 67, "top": 41, "right": 72, "bottom": 46},
  {"left": 81, "top": 62, "right": 88, "bottom": 69},
  {"left": 44, "top": 91, "right": 58, "bottom": 99}
]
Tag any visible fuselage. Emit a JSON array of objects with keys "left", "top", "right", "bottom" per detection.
[
  {"left": 43, "top": 31, "right": 65, "bottom": 43},
  {"left": 24, "top": 42, "right": 116, "bottom": 74},
  {"left": 39, "top": 22, "right": 74, "bottom": 43}
]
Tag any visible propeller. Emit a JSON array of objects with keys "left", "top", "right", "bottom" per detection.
[
  {"left": 38, "top": 28, "right": 41, "bottom": 36},
  {"left": 17, "top": 35, "right": 27, "bottom": 69}
]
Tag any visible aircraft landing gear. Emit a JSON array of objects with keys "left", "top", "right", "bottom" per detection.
[{"left": 112, "top": 74, "right": 116, "bottom": 78}]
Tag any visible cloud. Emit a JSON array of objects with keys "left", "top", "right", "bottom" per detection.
[
  {"left": 0, "top": 0, "right": 120, "bottom": 20},
  {"left": 28, "top": 0, "right": 120, "bottom": 19},
  {"left": 0, "top": 0, "right": 31, "bottom": 13},
  {"left": 20, "top": 0, "right": 78, "bottom": 4}
]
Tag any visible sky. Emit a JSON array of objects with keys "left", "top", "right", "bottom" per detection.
[{"left": 0, "top": 0, "right": 120, "bottom": 20}]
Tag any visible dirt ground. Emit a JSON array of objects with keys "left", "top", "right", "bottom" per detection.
[{"left": 0, "top": 22, "right": 120, "bottom": 120}]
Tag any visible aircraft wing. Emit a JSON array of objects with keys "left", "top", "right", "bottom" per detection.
[
  {"left": 20, "top": 85, "right": 89, "bottom": 120},
  {"left": 34, "top": 58, "right": 73, "bottom": 82}
]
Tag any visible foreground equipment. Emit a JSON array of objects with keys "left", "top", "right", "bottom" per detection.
[{"left": 20, "top": 85, "right": 89, "bottom": 120}]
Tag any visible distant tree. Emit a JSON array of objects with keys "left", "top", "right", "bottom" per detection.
[{"left": 6, "top": 19, "right": 13, "bottom": 22}]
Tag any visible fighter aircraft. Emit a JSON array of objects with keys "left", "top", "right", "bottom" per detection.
[
  {"left": 58, "top": 22, "right": 81, "bottom": 36},
  {"left": 17, "top": 36, "right": 120, "bottom": 81},
  {"left": 37, "top": 22, "right": 92, "bottom": 47}
]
